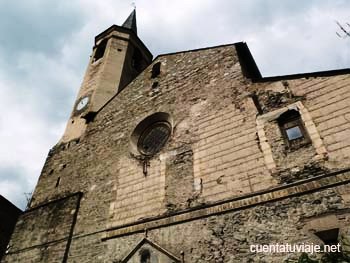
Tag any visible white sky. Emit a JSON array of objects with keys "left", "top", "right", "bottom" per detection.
[{"left": 0, "top": 0, "right": 349, "bottom": 209}]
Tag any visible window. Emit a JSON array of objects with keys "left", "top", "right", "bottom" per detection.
[
  {"left": 151, "top": 81, "right": 159, "bottom": 89},
  {"left": 137, "top": 121, "right": 171, "bottom": 156},
  {"left": 55, "top": 177, "right": 61, "bottom": 188},
  {"left": 93, "top": 39, "right": 108, "bottom": 62},
  {"left": 132, "top": 48, "right": 142, "bottom": 72},
  {"left": 151, "top": 62, "right": 161, "bottom": 78},
  {"left": 285, "top": 126, "right": 303, "bottom": 140},
  {"left": 278, "top": 110, "right": 310, "bottom": 149},
  {"left": 315, "top": 228, "right": 339, "bottom": 245},
  {"left": 130, "top": 112, "right": 172, "bottom": 158},
  {"left": 140, "top": 249, "right": 151, "bottom": 263}
]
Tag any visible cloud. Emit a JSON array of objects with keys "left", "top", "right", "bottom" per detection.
[
  {"left": 140, "top": 0, "right": 350, "bottom": 75},
  {"left": 0, "top": 0, "right": 350, "bottom": 209},
  {"left": 0, "top": 1, "right": 84, "bottom": 57},
  {"left": 0, "top": 1, "right": 88, "bottom": 209},
  {"left": 0, "top": 166, "right": 33, "bottom": 210}
]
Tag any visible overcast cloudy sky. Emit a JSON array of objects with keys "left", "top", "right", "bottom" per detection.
[{"left": 0, "top": 0, "right": 349, "bottom": 210}]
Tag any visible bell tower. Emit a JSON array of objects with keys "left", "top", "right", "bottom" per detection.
[{"left": 60, "top": 10, "right": 152, "bottom": 143}]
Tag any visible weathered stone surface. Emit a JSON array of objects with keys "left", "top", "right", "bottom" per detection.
[
  {"left": 3, "top": 17, "right": 350, "bottom": 263},
  {"left": 3, "top": 194, "right": 80, "bottom": 262}
]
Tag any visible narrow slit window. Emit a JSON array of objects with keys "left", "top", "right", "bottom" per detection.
[
  {"left": 55, "top": 177, "right": 61, "bottom": 188},
  {"left": 151, "top": 62, "right": 161, "bottom": 78}
]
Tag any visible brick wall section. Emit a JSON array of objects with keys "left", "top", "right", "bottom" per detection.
[
  {"left": 165, "top": 146, "right": 194, "bottom": 210},
  {"left": 193, "top": 100, "right": 275, "bottom": 201},
  {"left": 287, "top": 75, "right": 350, "bottom": 167},
  {"left": 252, "top": 75, "right": 350, "bottom": 183},
  {"left": 109, "top": 156, "right": 166, "bottom": 226},
  {"left": 3, "top": 194, "right": 79, "bottom": 262},
  {"left": 105, "top": 184, "right": 350, "bottom": 263},
  {"left": 2, "top": 242, "right": 67, "bottom": 263}
]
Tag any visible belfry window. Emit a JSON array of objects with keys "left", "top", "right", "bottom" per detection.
[
  {"left": 93, "top": 39, "right": 108, "bottom": 62},
  {"left": 132, "top": 48, "right": 142, "bottom": 72},
  {"left": 278, "top": 109, "right": 309, "bottom": 149}
]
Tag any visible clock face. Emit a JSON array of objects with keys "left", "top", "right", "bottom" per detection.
[{"left": 76, "top": 96, "right": 89, "bottom": 111}]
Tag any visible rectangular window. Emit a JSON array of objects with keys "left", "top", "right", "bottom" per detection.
[
  {"left": 286, "top": 126, "right": 303, "bottom": 140},
  {"left": 151, "top": 62, "right": 161, "bottom": 78},
  {"left": 93, "top": 39, "right": 108, "bottom": 62},
  {"left": 278, "top": 110, "right": 310, "bottom": 150}
]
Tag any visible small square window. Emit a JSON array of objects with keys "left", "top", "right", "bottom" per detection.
[{"left": 286, "top": 126, "right": 303, "bottom": 140}]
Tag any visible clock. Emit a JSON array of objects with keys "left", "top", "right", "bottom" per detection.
[{"left": 76, "top": 96, "right": 89, "bottom": 111}]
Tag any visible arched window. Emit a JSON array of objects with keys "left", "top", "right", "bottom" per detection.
[{"left": 140, "top": 249, "right": 151, "bottom": 263}]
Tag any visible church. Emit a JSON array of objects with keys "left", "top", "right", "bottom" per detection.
[{"left": 2, "top": 10, "right": 350, "bottom": 262}]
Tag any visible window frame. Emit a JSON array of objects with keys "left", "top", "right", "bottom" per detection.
[
  {"left": 92, "top": 38, "right": 108, "bottom": 62},
  {"left": 137, "top": 121, "right": 172, "bottom": 156},
  {"left": 278, "top": 110, "right": 310, "bottom": 150}
]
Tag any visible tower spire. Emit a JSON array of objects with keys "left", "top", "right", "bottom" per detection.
[
  {"left": 122, "top": 9, "right": 137, "bottom": 34},
  {"left": 59, "top": 7, "right": 152, "bottom": 143}
]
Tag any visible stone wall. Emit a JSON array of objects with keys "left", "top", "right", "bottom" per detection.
[
  {"left": 105, "top": 184, "right": 350, "bottom": 263},
  {"left": 3, "top": 193, "right": 81, "bottom": 262},
  {"left": 3, "top": 43, "right": 350, "bottom": 262}
]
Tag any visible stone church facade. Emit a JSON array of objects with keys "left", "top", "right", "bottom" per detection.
[{"left": 3, "top": 11, "right": 350, "bottom": 263}]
